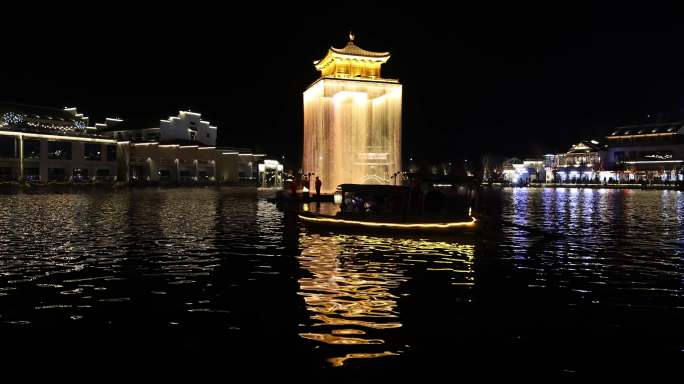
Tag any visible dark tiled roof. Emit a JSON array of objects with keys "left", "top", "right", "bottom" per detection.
[
  {"left": 96, "top": 114, "right": 162, "bottom": 132},
  {"left": 0, "top": 102, "right": 78, "bottom": 121},
  {"left": 609, "top": 122, "right": 684, "bottom": 137},
  {"left": 0, "top": 102, "right": 106, "bottom": 139}
]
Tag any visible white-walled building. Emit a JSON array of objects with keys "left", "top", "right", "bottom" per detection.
[
  {"left": 502, "top": 158, "right": 546, "bottom": 184},
  {"left": 97, "top": 111, "right": 264, "bottom": 184},
  {"left": 159, "top": 111, "right": 217, "bottom": 146},
  {"left": 104, "top": 111, "right": 217, "bottom": 147}
]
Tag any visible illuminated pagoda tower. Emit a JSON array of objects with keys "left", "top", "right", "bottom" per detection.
[{"left": 303, "top": 33, "right": 402, "bottom": 192}]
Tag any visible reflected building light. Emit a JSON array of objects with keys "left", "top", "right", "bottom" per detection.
[
  {"left": 327, "top": 351, "right": 400, "bottom": 367},
  {"left": 296, "top": 231, "right": 475, "bottom": 366}
]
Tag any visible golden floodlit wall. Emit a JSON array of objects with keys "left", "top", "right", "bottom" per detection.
[{"left": 303, "top": 79, "right": 402, "bottom": 192}]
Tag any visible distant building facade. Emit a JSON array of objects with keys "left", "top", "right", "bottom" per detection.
[
  {"left": 0, "top": 103, "right": 118, "bottom": 182},
  {"left": 527, "top": 121, "right": 684, "bottom": 184},
  {"left": 0, "top": 104, "right": 267, "bottom": 185},
  {"left": 502, "top": 158, "right": 546, "bottom": 184},
  {"left": 601, "top": 122, "right": 684, "bottom": 182},
  {"left": 258, "top": 159, "right": 284, "bottom": 188},
  {"left": 553, "top": 141, "right": 603, "bottom": 182}
]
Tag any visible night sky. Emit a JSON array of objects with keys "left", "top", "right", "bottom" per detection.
[{"left": 2, "top": 3, "right": 684, "bottom": 165}]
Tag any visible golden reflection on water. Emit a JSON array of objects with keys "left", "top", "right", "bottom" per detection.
[
  {"left": 296, "top": 232, "right": 475, "bottom": 366},
  {"left": 327, "top": 351, "right": 401, "bottom": 368}
]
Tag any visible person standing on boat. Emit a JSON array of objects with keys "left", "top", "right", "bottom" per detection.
[
  {"left": 302, "top": 176, "right": 310, "bottom": 202},
  {"left": 315, "top": 176, "right": 322, "bottom": 202},
  {"left": 289, "top": 178, "right": 297, "bottom": 198}
]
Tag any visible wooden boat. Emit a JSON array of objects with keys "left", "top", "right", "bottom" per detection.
[{"left": 297, "top": 178, "right": 479, "bottom": 234}]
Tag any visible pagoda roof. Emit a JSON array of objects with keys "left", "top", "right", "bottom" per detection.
[
  {"left": 329, "top": 40, "right": 390, "bottom": 58},
  {"left": 0, "top": 102, "right": 82, "bottom": 122},
  {"left": 314, "top": 33, "right": 390, "bottom": 68},
  {"left": 567, "top": 140, "right": 602, "bottom": 153}
]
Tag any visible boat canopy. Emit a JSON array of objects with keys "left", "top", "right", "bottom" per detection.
[{"left": 336, "top": 178, "right": 477, "bottom": 220}]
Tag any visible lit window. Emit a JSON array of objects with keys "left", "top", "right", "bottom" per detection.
[
  {"left": 47, "top": 141, "right": 72, "bottom": 160},
  {"left": 84, "top": 143, "right": 102, "bottom": 161}
]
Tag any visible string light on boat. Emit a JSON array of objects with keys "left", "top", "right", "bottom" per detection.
[{"left": 298, "top": 214, "right": 477, "bottom": 229}]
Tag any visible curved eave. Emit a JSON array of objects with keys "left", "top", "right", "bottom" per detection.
[
  {"left": 314, "top": 49, "right": 390, "bottom": 71},
  {"left": 330, "top": 46, "right": 390, "bottom": 57}
]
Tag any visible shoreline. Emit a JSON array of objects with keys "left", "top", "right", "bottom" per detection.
[
  {"left": 0, "top": 181, "right": 262, "bottom": 191},
  {"left": 485, "top": 182, "right": 684, "bottom": 191},
  {"left": 3, "top": 181, "right": 682, "bottom": 192}
]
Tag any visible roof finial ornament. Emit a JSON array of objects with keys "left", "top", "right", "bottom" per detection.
[{"left": 349, "top": 31, "right": 355, "bottom": 42}]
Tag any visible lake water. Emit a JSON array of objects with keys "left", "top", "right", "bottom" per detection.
[{"left": 0, "top": 187, "right": 682, "bottom": 379}]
